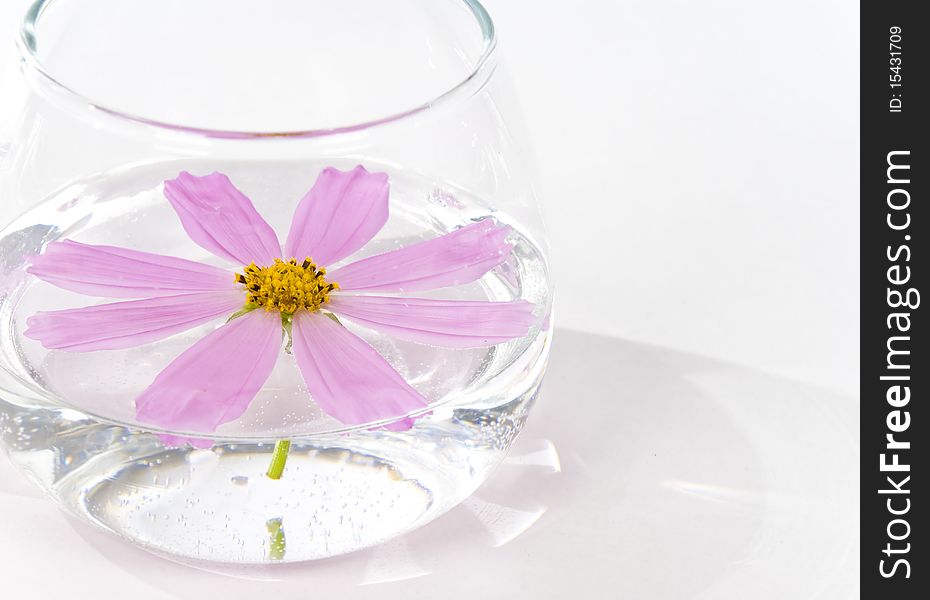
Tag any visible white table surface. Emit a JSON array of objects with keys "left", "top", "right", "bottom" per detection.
[{"left": 0, "top": 1, "right": 860, "bottom": 598}]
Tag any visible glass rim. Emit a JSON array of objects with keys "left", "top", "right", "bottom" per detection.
[{"left": 16, "top": 0, "right": 498, "bottom": 140}]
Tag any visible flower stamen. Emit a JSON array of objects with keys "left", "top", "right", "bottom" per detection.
[{"left": 236, "top": 258, "right": 338, "bottom": 314}]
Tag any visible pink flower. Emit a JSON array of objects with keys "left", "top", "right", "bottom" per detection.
[{"left": 25, "top": 166, "right": 534, "bottom": 438}]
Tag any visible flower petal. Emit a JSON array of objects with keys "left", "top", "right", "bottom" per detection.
[
  {"left": 284, "top": 166, "right": 389, "bottom": 266},
  {"left": 28, "top": 240, "right": 237, "bottom": 297},
  {"left": 25, "top": 291, "right": 244, "bottom": 352},
  {"left": 292, "top": 311, "right": 428, "bottom": 429},
  {"left": 164, "top": 171, "right": 281, "bottom": 265},
  {"left": 135, "top": 309, "right": 281, "bottom": 433},
  {"left": 329, "top": 220, "right": 513, "bottom": 293},
  {"left": 330, "top": 295, "right": 535, "bottom": 348}
]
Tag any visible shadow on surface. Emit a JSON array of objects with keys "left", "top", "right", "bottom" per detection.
[{"left": 6, "top": 329, "right": 859, "bottom": 599}]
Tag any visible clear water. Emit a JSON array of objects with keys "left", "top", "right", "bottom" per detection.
[{"left": 0, "top": 160, "right": 551, "bottom": 563}]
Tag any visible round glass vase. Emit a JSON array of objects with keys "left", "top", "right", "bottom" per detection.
[{"left": 0, "top": 0, "right": 552, "bottom": 564}]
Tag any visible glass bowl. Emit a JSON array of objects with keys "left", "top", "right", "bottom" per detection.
[{"left": 0, "top": 0, "right": 552, "bottom": 564}]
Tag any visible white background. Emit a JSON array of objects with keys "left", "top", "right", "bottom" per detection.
[
  {"left": 0, "top": 0, "right": 860, "bottom": 397},
  {"left": 0, "top": 1, "right": 860, "bottom": 598}
]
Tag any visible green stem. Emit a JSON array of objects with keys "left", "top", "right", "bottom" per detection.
[
  {"left": 266, "top": 439, "right": 291, "bottom": 480},
  {"left": 282, "top": 314, "right": 294, "bottom": 354},
  {"left": 266, "top": 518, "right": 286, "bottom": 561}
]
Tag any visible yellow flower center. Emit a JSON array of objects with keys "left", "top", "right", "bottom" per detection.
[{"left": 236, "top": 258, "right": 338, "bottom": 314}]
